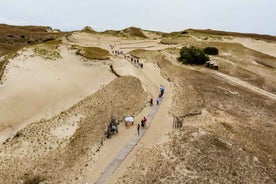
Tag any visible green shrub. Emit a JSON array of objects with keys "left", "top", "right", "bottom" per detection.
[
  {"left": 204, "top": 47, "right": 219, "bottom": 55},
  {"left": 179, "top": 46, "right": 209, "bottom": 65}
]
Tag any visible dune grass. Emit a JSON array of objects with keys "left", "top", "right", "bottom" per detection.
[
  {"left": 160, "top": 38, "right": 179, "bottom": 45},
  {"left": 71, "top": 45, "right": 110, "bottom": 60},
  {"left": 32, "top": 39, "right": 62, "bottom": 60}
]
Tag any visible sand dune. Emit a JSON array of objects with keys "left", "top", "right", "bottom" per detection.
[
  {"left": 229, "top": 37, "right": 276, "bottom": 57},
  {"left": 0, "top": 29, "right": 275, "bottom": 184},
  {"left": 0, "top": 46, "right": 115, "bottom": 143}
]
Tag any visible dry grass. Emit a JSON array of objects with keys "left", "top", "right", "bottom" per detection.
[
  {"left": 0, "top": 24, "right": 66, "bottom": 57},
  {"left": 72, "top": 45, "right": 110, "bottom": 60},
  {"left": 103, "top": 27, "right": 147, "bottom": 39},
  {"left": 122, "top": 27, "right": 147, "bottom": 38},
  {"left": 32, "top": 40, "right": 62, "bottom": 60}
]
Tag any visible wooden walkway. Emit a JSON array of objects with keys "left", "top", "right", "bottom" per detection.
[{"left": 95, "top": 102, "right": 161, "bottom": 184}]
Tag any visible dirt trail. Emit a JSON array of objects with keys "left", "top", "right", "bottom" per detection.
[
  {"left": 108, "top": 58, "right": 173, "bottom": 184},
  {"left": 86, "top": 55, "right": 173, "bottom": 184}
]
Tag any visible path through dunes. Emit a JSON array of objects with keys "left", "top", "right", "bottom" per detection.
[
  {"left": 85, "top": 53, "right": 173, "bottom": 183},
  {"left": 0, "top": 29, "right": 275, "bottom": 183}
]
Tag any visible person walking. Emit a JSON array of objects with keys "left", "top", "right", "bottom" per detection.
[
  {"left": 137, "top": 123, "right": 140, "bottom": 135},
  {"left": 156, "top": 96, "right": 160, "bottom": 105},
  {"left": 149, "top": 97, "right": 153, "bottom": 106},
  {"left": 160, "top": 85, "right": 165, "bottom": 97}
]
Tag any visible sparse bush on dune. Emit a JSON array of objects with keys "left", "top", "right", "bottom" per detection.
[
  {"left": 204, "top": 47, "right": 219, "bottom": 55},
  {"left": 178, "top": 46, "right": 209, "bottom": 65}
]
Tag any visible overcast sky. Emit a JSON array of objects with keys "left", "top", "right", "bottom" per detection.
[{"left": 0, "top": 0, "right": 275, "bottom": 35}]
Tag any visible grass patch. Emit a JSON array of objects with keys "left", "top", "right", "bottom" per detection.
[
  {"left": 160, "top": 38, "right": 179, "bottom": 45},
  {"left": 128, "top": 49, "right": 148, "bottom": 59},
  {"left": 0, "top": 24, "right": 66, "bottom": 58},
  {"left": 32, "top": 39, "right": 62, "bottom": 60},
  {"left": 72, "top": 45, "right": 110, "bottom": 60},
  {"left": 122, "top": 27, "right": 147, "bottom": 38},
  {"left": 23, "top": 174, "right": 46, "bottom": 184}
]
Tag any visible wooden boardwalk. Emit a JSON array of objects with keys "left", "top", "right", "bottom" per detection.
[{"left": 95, "top": 103, "right": 160, "bottom": 184}]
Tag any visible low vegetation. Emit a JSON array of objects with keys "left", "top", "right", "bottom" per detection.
[
  {"left": 72, "top": 45, "right": 110, "bottom": 60},
  {"left": 81, "top": 26, "right": 97, "bottom": 34},
  {"left": 32, "top": 39, "right": 62, "bottom": 60},
  {"left": 179, "top": 46, "right": 209, "bottom": 65},
  {"left": 204, "top": 47, "right": 219, "bottom": 55},
  {"left": 160, "top": 38, "right": 179, "bottom": 45},
  {"left": 122, "top": 27, "right": 147, "bottom": 38},
  {"left": 0, "top": 24, "right": 65, "bottom": 57},
  {"left": 103, "top": 27, "right": 147, "bottom": 38}
]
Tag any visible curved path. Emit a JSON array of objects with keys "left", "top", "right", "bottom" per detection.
[{"left": 92, "top": 57, "right": 173, "bottom": 184}]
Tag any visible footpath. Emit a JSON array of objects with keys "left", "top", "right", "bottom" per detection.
[{"left": 95, "top": 101, "right": 161, "bottom": 184}]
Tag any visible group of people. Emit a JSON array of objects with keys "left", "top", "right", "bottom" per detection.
[
  {"left": 109, "top": 44, "right": 144, "bottom": 69},
  {"left": 107, "top": 78, "right": 165, "bottom": 137},
  {"left": 149, "top": 84, "right": 165, "bottom": 106},
  {"left": 138, "top": 85, "right": 166, "bottom": 135},
  {"left": 137, "top": 116, "right": 147, "bottom": 135}
]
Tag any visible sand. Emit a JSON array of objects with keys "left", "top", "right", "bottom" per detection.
[
  {"left": 228, "top": 37, "right": 276, "bottom": 57},
  {"left": 0, "top": 45, "right": 115, "bottom": 143}
]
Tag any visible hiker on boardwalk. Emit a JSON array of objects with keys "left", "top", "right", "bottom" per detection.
[
  {"left": 160, "top": 85, "right": 165, "bottom": 97},
  {"left": 156, "top": 96, "right": 160, "bottom": 105},
  {"left": 137, "top": 123, "right": 140, "bottom": 135},
  {"left": 141, "top": 119, "right": 145, "bottom": 128},
  {"left": 149, "top": 97, "right": 153, "bottom": 106},
  {"left": 143, "top": 116, "right": 147, "bottom": 126}
]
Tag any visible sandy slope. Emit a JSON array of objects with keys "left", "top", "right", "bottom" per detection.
[
  {"left": 0, "top": 46, "right": 115, "bottom": 143},
  {"left": 228, "top": 37, "right": 276, "bottom": 57}
]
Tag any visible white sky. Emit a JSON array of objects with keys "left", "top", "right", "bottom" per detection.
[{"left": 0, "top": 0, "right": 275, "bottom": 35}]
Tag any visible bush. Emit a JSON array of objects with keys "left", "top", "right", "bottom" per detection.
[
  {"left": 179, "top": 46, "right": 209, "bottom": 65},
  {"left": 204, "top": 47, "right": 219, "bottom": 55}
]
